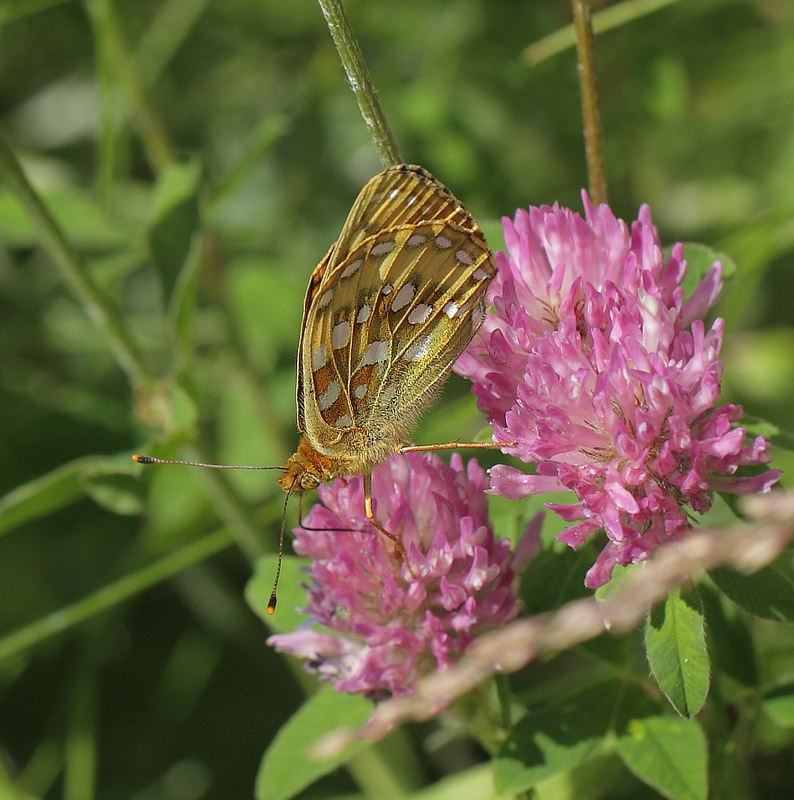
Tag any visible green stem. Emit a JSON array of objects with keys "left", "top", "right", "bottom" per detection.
[
  {"left": 0, "top": 131, "right": 155, "bottom": 391},
  {"left": 84, "top": 0, "right": 175, "bottom": 174},
  {"left": 64, "top": 638, "right": 99, "bottom": 800},
  {"left": 0, "top": 529, "right": 234, "bottom": 663},
  {"left": 178, "top": 444, "right": 270, "bottom": 563},
  {"left": 572, "top": 0, "right": 608, "bottom": 204},
  {"left": 494, "top": 673, "right": 513, "bottom": 731},
  {"left": 316, "top": 0, "right": 402, "bottom": 168}
]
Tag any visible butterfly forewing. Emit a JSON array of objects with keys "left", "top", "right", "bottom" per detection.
[{"left": 296, "top": 163, "right": 495, "bottom": 474}]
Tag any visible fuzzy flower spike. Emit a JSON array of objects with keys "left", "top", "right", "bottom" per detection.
[
  {"left": 268, "top": 451, "right": 532, "bottom": 698},
  {"left": 455, "top": 192, "right": 780, "bottom": 588}
]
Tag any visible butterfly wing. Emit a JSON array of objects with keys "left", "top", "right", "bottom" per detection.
[
  {"left": 335, "top": 164, "right": 477, "bottom": 244},
  {"left": 298, "top": 165, "right": 495, "bottom": 457}
]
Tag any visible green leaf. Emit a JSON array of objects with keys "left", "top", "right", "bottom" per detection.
[
  {"left": 408, "top": 764, "right": 494, "bottom": 800},
  {"left": 762, "top": 685, "right": 794, "bottom": 727},
  {"left": 595, "top": 561, "right": 641, "bottom": 601},
  {"left": 245, "top": 554, "right": 311, "bottom": 635},
  {"left": 0, "top": 455, "right": 138, "bottom": 537},
  {"left": 255, "top": 685, "right": 372, "bottom": 800},
  {"left": 738, "top": 414, "right": 794, "bottom": 449},
  {"left": 617, "top": 716, "right": 707, "bottom": 800},
  {"left": 0, "top": 185, "right": 128, "bottom": 248},
  {"left": 148, "top": 160, "right": 202, "bottom": 307},
  {"left": 0, "top": 460, "right": 88, "bottom": 537},
  {"left": 680, "top": 241, "right": 737, "bottom": 284},
  {"left": 645, "top": 587, "right": 710, "bottom": 716},
  {"left": 226, "top": 256, "right": 307, "bottom": 366},
  {"left": 708, "top": 566, "right": 794, "bottom": 622},
  {"left": 80, "top": 472, "right": 145, "bottom": 515},
  {"left": 698, "top": 585, "right": 758, "bottom": 691},
  {"left": 493, "top": 681, "right": 617, "bottom": 793}
]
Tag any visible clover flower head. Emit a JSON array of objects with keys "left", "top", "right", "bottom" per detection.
[
  {"left": 268, "top": 452, "right": 528, "bottom": 697},
  {"left": 455, "top": 193, "right": 780, "bottom": 587}
]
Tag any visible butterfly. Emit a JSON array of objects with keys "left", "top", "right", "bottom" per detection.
[
  {"left": 279, "top": 163, "right": 496, "bottom": 492},
  {"left": 135, "top": 164, "right": 499, "bottom": 611}
]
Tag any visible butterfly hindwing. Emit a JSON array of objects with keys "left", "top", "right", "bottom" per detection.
[
  {"left": 298, "top": 165, "right": 495, "bottom": 454},
  {"left": 336, "top": 164, "right": 474, "bottom": 246},
  {"left": 295, "top": 242, "right": 336, "bottom": 434},
  {"left": 350, "top": 224, "right": 493, "bottom": 426}
]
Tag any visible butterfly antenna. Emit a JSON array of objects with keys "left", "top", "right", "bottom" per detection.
[
  {"left": 267, "top": 488, "right": 292, "bottom": 615},
  {"left": 134, "top": 453, "right": 291, "bottom": 613},
  {"left": 132, "top": 454, "right": 283, "bottom": 471}
]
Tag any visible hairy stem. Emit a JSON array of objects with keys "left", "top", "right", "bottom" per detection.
[{"left": 317, "top": 0, "right": 402, "bottom": 167}]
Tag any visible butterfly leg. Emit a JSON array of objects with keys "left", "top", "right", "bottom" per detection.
[
  {"left": 363, "top": 473, "right": 416, "bottom": 579},
  {"left": 399, "top": 440, "right": 516, "bottom": 454}
]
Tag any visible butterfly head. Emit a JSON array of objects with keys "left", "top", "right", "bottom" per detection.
[
  {"left": 278, "top": 458, "right": 320, "bottom": 494},
  {"left": 278, "top": 436, "right": 351, "bottom": 495}
]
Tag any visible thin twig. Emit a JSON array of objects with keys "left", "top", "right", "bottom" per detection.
[
  {"left": 572, "top": 0, "right": 608, "bottom": 204},
  {"left": 316, "top": 0, "right": 402, "bottom": 168}
]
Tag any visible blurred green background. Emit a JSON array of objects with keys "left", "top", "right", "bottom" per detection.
[{"left": 1, "top": 0, "right": 793, "bottom": 798}]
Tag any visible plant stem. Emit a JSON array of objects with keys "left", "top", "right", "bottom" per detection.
[
  {"left": 179, "top": 444, "right": 269, "bottom": 563},
  {"left": 524, "top": 0, "right": 680, "bottom": 65},
  {"left": 316, "top": 0, "right": 402, "bottom": 168},
  {"left": 0, "top": 131, "right": 155, "bottom": 391},
  {"left": 0, "top": 529, "right": 235, "bottom": 663},
  {"left": 84, "top": 0, "right": 175, "bottom": 174},
  {"left": 572, "top": 0, "right": 608, "bottom": 204}
]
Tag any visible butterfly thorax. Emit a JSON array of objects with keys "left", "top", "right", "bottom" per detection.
[{"left": 278, "top": 432, "right": 397, "bottom": 494}]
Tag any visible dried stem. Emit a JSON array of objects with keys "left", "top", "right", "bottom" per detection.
[{"left": 572, "top": 0, "right": 608, "bottom": 204}]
